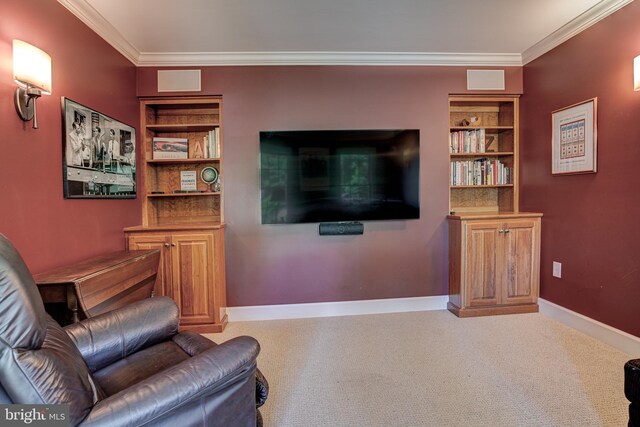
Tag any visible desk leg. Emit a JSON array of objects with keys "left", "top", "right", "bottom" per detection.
[{"left": 66, "top": 286, "right": 80, "bottom": 323}]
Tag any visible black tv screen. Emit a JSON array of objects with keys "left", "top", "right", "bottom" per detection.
[{"left": 260, "top": 129, "right": 420, "bottom": 224}]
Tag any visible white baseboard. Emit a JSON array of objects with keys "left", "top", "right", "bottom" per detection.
[
  {"left": 539, "top": 298, "right": 640, "bottom": 356},
  {"left": 226, "top": 295, "right": 449, "bottom": 322}
]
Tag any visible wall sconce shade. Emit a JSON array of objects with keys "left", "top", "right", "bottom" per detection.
[
  {"left": 13, "top": 40, "right": 52, "bottom": 129},
  {"left": 635, "top": 55, "right": 640, "bottom": 91}
]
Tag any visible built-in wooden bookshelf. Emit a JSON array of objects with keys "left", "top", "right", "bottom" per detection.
[
  {"left": 139, "top": 97, "right": 223, "bottom": 226},
  {"left": 124, "top": 97, "right": 227, "bottom": 332},
  {"left": 447, "top": 95, "right": 542, "bottom": 318},
  {"left": 448, "top": 95, "right": 518, "bottom": 214}
]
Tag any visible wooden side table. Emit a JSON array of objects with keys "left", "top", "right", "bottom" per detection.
[{"left": 33, "top": 250, "right": 160, "bottom": 324}]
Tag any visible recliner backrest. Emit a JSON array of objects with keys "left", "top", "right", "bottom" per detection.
[{"left": 0, "top": 234, "right": 103, "bottom": 425}]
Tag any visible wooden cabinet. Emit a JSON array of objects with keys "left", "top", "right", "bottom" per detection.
[
  {"left": 125, "top": 97, "right": 227, "bottom": 332},
  {"left": 126, "top": 227, "right": 227, "bottom": 332},
  {"left": 448, "top": 213, "right": 541, "bottom": 317},
  {"left": 447, "top": 95, "right": 542, "bottom": 317}
]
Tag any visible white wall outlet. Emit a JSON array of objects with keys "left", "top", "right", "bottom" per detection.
[{"left": 552, "top": 261, "right": 562, "bottom": 278}]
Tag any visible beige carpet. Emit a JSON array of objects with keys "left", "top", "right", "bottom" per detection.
[{"left": 206, "top": 310, "right": 632, "bottom": 426}]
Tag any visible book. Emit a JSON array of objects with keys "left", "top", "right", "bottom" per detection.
[
  {"left": 152, "top": 137, "right": 188, "bottom": 159},
  {"left": 180, "top": 171, "right": 197, "bottom": 191}
]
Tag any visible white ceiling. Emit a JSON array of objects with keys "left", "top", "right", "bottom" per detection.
[{"left": 59, "top": 0, "right": 632, "bottom": 66}]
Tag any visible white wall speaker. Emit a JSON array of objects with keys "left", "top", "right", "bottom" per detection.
[
  {"left": 157, "top": 69, "right": 202, "bottom": 92},
  {"left": 466, "top": 69, "right": 505, "bottom": 90}
]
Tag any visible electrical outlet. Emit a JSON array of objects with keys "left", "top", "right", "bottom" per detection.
[{"left": 553, "top": 261, "right": 562, "bottom": 278}]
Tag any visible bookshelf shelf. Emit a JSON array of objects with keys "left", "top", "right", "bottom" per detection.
[
  {"left": 147, "top": 192, "right": 221, "bottom": 198},
  {"left": 146, "top": 123, "right": 218, "bottom": 132},
  {"left": 147, "top": 158, "right": 221, "bottom": 165},
  {"left": 450, "top": 184, "right": 513, "bottom": 189},
  {"left": 450, "top": 152, "right": 514, "bottom": 158},
  {"left": 450, "top": 126, "right": 514, "bottom": 131}
]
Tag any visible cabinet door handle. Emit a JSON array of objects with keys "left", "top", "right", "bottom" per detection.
[
  {"left": 171, "top": 243, "right": 176, "bottom": 247},
  {"left": 498, "top": 229, "right": 505, "bottom": 233},
  {"left": 504, "top": 229, "right": 510, "bottom": 233},
  {"left": 164, "top": 243, "right": 170, "bottom": 248}
]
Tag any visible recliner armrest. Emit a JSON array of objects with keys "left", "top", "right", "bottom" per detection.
[
  {"left": 79, "top": 336, "right": 260, "bottom": 427},
  {"left": 65, "top": 297, "right": 179, "bottom": 372}
]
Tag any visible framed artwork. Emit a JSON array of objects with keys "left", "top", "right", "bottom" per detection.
[
  {"left": 551, "top": 98, "right": 597, "bottom": 175},
  {"left": 62, "top": 98, "right": 136, "bottom": 198}
]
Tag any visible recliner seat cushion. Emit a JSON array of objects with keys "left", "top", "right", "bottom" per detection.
[{"left": 94, "top": 340, "right": 190, "bottom": 396}]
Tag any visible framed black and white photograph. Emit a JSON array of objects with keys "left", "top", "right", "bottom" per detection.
[
  {"left": 551, "top": 98, "right": 597, "bottom": 175},
  {"left": 62, "top": 98, "right": 136, "bottom": 198}
]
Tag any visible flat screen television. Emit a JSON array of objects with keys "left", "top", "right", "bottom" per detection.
[{"left": 260, "top": 129, "right": 420, "bottom": 224}]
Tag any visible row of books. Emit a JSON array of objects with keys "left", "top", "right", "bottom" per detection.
[
  {"left": 450, "top": 159, "right": 511, "bottom": 186},
  {"left": 449, "top": 129, "right": 487, "bottom": 153},
  {"left": 152, "top": 129, "right": 220, "bottom": 160}
]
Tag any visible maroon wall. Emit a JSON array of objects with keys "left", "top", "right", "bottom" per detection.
[
  {"left": 138, "top": 66, "right": 522, "bottom": 306},
  {"left": 521, "top": 3, "right": 640, "bottom": 336},
  {"left": 0, "top": 0, "right": 140, "bottom": 273}
]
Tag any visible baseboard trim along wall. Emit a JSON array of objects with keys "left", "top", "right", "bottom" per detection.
[
  {"left": 227, "top": 296, "right": 640, "bottom": 355},
  {"left": 538, "top": 298, "right": 640, "bottom": 355},
  {"left": 226, "top": 295, "right": 449, "bottom": 322}
]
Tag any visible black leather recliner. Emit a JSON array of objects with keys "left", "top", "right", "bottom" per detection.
[
  {"left": 626, "top": 359, "right": 640, "bottom": 426},
  {"left": 0, "top": 234, "right": 266, "bottom": 426}
]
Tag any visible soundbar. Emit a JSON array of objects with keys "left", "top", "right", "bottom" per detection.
[{"left": 318, "top": 222, "right": 364, "bottom": 236}]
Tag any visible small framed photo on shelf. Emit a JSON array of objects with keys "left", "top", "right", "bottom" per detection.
[
  {"left": 551, "top": 98, "right": 597, "bottom": 175},
  {"left": 180, "top": 171, "right": 198, "bottom": 191}
]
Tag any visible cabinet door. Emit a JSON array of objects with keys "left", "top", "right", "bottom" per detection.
[
  {"left": 170, "top": 233, "right": 216, "bottom": 325},
  {"left": 464, "top": 221, "right": 502, "bottom": 307},
  {"left": 501, "top": 219, "right": 540, "bottom": 305},
  {"left": 126, "top": 234, "right": 171, "bottom": 298}
]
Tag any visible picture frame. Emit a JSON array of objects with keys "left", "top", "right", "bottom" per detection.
[
  {"left": 62, "top": 98, "right": 136, "bottom": 198},
  {"left": 551, "top": 98, "right": 597, "bottom": 175}
]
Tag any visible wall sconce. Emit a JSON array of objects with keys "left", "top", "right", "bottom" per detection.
[
  {"left": 635, "top": 55, "right": 640, "bottom": 91},
  {"left": 13, "top": 40, "right": 52, "bottom": 129}
]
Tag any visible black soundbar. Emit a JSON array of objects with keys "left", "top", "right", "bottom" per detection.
[{"left": 318, "top": 222, "right": 364, "bottom": 236}]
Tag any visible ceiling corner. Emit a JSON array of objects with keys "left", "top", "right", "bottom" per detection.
[
  {"left": 57, "top": 0, "right": 140, "bottom": 65},
  {"left": 522, "top": 0, "right": 633, "bottom": 65}
]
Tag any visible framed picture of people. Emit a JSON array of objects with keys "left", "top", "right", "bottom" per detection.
[{"left": 62, "top": 98, "right": 137, "bottom": 198}]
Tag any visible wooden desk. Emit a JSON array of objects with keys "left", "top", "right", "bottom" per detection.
[{"left": 33, "top": 250, "right": 160, "bottom": 324}]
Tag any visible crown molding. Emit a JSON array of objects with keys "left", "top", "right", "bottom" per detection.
[
  {"left": 57, "top": 0, "right": 139, "bottom": 65},
  {"left": 522, "top": 0, "right": 633, "bottom": 65},
  {"left": 137, "top": 51, "right": 523, "bottom": 67},
  {"left": 61, "top": 0, "right": 632, "bottom": 68}
]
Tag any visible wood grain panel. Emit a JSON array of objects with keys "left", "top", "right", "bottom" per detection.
[
  {"left": 502, "top": 219, "right": 540, "bottom": 305},
  {"left": 126, "top": 234, "right": 170, "bottom": 298},
  {"left": 448, "top": 220, "right": 462, "bottom": 309},
  {"left": 172, "top": 233, "right": 215, "bottom": 325},
  {"left": 465, "top": 221, "right": 500, "bottom": 307}
]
